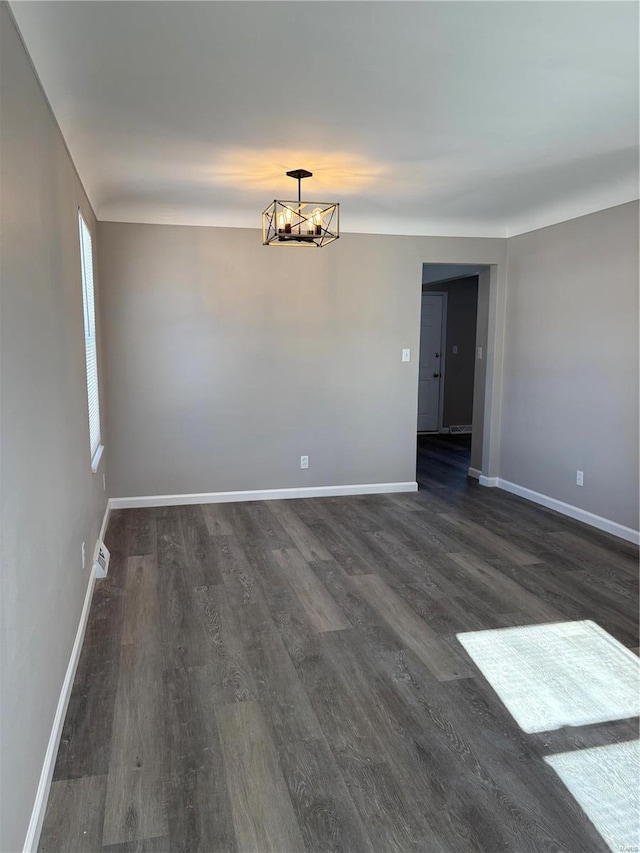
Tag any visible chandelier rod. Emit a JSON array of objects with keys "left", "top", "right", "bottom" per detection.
[{"left": 286, "top": 169, "right": 313, "bottom": 213}]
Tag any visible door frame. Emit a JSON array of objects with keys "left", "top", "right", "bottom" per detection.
[
  {"left": 419, "top": 290, "right": 448, "bottom": 433},
  {"left": 417, "top": 262, "right": 505, "bottom": 483}
]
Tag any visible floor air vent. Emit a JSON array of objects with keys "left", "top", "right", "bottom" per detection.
[{"left": 93, "top": 541, "right": 110, "bottom": 578}]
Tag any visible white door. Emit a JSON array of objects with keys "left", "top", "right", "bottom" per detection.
[{"left": 418, "top": 293, "right": 444, "bottom": 431}]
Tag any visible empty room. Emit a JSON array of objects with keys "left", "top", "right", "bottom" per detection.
[{"left": 1, "top": 1, "right": 639, "bottom": 851}]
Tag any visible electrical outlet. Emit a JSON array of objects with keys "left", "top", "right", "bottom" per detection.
[
  {"left": 81, "top": 541, "right": 86, "bottom": 570},
  {"left": 102, "top": 473, "right": 106, "bottom": 491},
  {"left": 576, "top": 470, "right": 584, "bottom": 487},
  {"left": 300, "top": 455, "right": 309, "bottom": 469}
]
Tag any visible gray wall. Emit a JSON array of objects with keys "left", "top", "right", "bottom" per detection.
[
  {"left": 0, "top": 7, "right": 107, "bottom": 851},
  {"left": 423, "top": 276, "right": 478, "bottom": 428},
  {"left": 100, "top": 204, "right": 638, "bottom": 533},
  {"left": 99, "top": 223, "right": 506, "bottom": 497},
  {"left": 501, "top": 201, "right": 639, "bottom": 530}
]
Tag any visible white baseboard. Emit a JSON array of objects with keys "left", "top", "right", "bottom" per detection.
[
  {"left": 483, "top": 477, "right": 640, "bottom": 545},
  {"left": 110, "top": 481, "right": 418, "bottom": 510},
  {"left": 97, "top": 499, "right": 111, "bottom": 544},
  {"left": 479, "top": 475, "right": 499, "bottom": 487},
  {"left": 467, "top": 467, "right": 482, "bottom": 480},
  {"left": 23, "top": 566, "right": 97, "bottom": 852}
]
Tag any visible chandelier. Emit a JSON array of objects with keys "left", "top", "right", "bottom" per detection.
[{"left": 262, "top": 169, "right": 339, "bottom": 247}]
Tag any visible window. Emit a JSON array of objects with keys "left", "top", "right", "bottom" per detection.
[{"left": 78, "top": 210, "right": 102, "bottom": 472}]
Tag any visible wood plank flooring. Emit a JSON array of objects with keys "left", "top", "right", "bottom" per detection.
[{"left": 40, "top": 437, "right": 639, "bottom": 852}]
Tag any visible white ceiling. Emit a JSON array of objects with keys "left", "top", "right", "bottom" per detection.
[{"left": 10, "top": 1, "right": 639, "bottom": 237}]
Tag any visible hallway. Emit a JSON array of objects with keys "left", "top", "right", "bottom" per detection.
[{"left": 417, "top": 433, "right": 472, "bottom": 489}]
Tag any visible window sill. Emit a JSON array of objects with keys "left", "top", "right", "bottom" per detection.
[{"left": 91, "top": 444, "right": 104, "bottom": 474}]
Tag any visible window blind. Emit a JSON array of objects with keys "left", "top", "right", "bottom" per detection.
[{"left": 78, "top": 211, "right": 101, "bottom": 463}]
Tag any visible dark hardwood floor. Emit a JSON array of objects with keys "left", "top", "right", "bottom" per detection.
[{"left": 39, "top": 438, "right": 639, "bottom": 852}]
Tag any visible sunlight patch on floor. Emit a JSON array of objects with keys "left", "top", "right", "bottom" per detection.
[
  {"left": 457, "top": 620, "right": 640, "bottom": 733},
  {"left": 546, "top": 740, "right": 640, "bottom": 852}
]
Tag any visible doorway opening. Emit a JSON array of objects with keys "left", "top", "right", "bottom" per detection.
[{"left": 417, "top": 263, "right": 490, "bottom": 488}]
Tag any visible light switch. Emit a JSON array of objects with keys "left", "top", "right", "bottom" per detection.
[
  {"left": 477, "top": 346, "right": 483, "bottom": 360},
  {"left": 452, "top": 345, "right": 458, "bottom": 354},
  {"left": 402, "top": 348, "right": 411, "bottom": 362}
]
